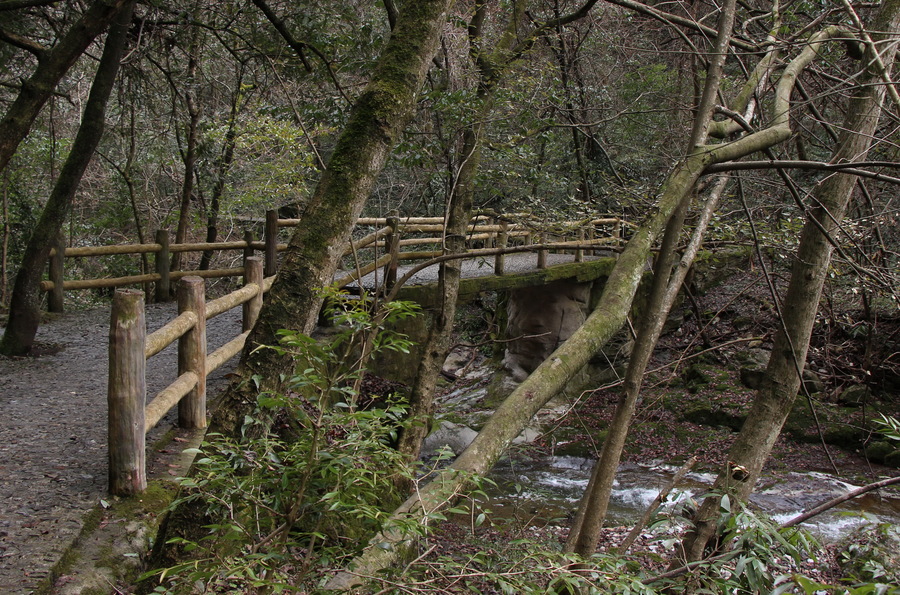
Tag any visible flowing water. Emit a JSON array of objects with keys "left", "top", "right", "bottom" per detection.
[{"left": 483, "top": 454, "right": 900, "bottom": 543}]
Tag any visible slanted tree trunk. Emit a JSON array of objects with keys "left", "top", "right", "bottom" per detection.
[
  {"left": 148, "top": 0, "right": 454, "bottom": 569},
  {"left": 0, "top": 1, "right": 135, "bottom": 357},
  {"left": 327, "top": 20, "right": 854, "bottom": 591},
  {"left": 0, "top": 0, "right": 129, "bottom": 177},
  {"left": 395, "top": 0, "right": 524, "bottom": 473},
  {"left": 565, "top": 0, "right": 738, "bottom": 555},
  {"left": 199, "top": 66, "right": 244, "bottom": 271},
  {"left": 678, "top": 0, "right": 900, "bottom": 563}
]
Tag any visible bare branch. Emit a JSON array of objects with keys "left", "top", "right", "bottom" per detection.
[
  {"left": 0, "top": 26, "right": 46, "bottom": 57},
  {"left": 704, "top": 159, "right": 900, "bottom": 184}
]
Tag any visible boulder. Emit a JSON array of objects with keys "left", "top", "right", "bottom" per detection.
[
  {"left": 420, "top": 421, "right": 478, "bottom": 458},
  {"left": 838, "top": 384, "right": 871, "bottom": 407}
]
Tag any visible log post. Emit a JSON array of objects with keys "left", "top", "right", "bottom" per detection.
[
  {"left": 243, "top": 256, "right": 263, "bottom": 331},
  {"left": 383, "top": 212, "right": 400, "bottom": 291},
  {"left": 587, "top": 225, "right": 596, "bottom": 256},
  {"left": 537, "top": 231, "right": 547, "bottom": 269},
  {"left": 177, "top": 277, "right": 206, "bottom": 428},
  {"left": 243, "top": 229, "right": 255, "bottom": 260},
  {"left": 154, "top": 229, "right": 171, "bottom": 302},
  {"left": 575, "top": 228, "right": 584, "bottom": 263},
  {"left": 264, "top": 209, "right": 278, "bottom": 277},
  {"left": 108, "top": 289, "right": 147, "bottom": 496},
  {"left": 48, "top": 232, "right": 65, "bottom": 312},
  {"left": 495, "top": 220, "right": 508, "bottom": 275}
]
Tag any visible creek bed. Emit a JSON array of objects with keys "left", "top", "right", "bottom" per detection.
[{"left": 482, "top": 454, "right": 900, "bottom": 543}]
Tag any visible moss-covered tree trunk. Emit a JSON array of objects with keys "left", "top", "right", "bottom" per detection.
[
  {"left": 149, "top": 0, "right": 454, "bottom": 569},
  {"left": 327, "top": 17, "right": 858, "bottom": 590},
  {"left": 678, "top": 1, "right": 900, "bottom": 562},
  {"left": 564, "top": 0, "right": 738, "bottom": 556},
  {"left": 0, "top": 1, "right": 135, "bottom": 357}
]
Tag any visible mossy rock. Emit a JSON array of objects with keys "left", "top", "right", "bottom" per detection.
[
  {"left": 865, "top": 440, "right": 894, "bottom": 464},
  {"left": 679, "top": 399, "right": 744, "bottom": 431},
  {"left": 884, "top": 449, "right": 900, "bottom": 469}
]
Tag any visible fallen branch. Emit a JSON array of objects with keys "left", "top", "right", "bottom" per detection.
[
  {"left": 618, "top": 456, "right": 698, "bottom": 553},
  {"left": 781, "top": 474, "right": 900, "bottom": 528}
]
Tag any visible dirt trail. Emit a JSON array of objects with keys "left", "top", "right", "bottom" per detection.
[{"left": 0, "top": 304, "right": 243, "bottom": 594}]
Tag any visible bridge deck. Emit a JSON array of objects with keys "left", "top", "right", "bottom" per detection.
[{"left": 345, "top": 252, "right": 618, "bottom": 305}]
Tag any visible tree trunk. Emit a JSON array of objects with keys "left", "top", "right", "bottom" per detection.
[
  {"left": 328, "top": 19, "right": 852, "bottom": 589},
  {"left": 170, "top": 24, "right": 203, "bottom": 275},
  {"left": 395, "top": 0, "right": 524, "bottom": 475},
  {"left": 678, "top": 0, "right": 900, "bottom": 562},
  {"left": 199, "top": 68, "right": 242, "bottom": 271},
  {"left": 0, "top": 0, "right": 128, "bottom": 176},
  {"left": 148, "top": 0, "right": 454, "bottom": 569},
  {"left": 0, "top": 1, "right": 135, "bottom": 357},
  {"left": 565, "top": 0, "right": 738, "bottom": 555}
]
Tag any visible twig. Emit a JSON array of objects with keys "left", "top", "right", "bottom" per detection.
[
  {"left": 781, "top": 474, "right": 900, "bottom": 528},
  {"left": 618, "top": 456, "right": 698, "bottom": 553}
]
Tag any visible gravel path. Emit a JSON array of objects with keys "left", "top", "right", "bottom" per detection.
[{"left": 0, "top": 303, "right": 244, "bottom": 594}]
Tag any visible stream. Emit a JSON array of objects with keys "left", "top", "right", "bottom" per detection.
[{"left": 484, "top": 454, "right": 900, "bottom": 543}]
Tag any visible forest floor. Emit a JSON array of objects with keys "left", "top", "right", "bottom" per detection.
[{"left": 0, "top": 303, "right": 244, "bottom": 595}]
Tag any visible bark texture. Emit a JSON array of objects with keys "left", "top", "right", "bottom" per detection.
[
  {"left": 0, "top": 1, "right": 135, "bottom": 356},
  {"left": 679, "top": 1, "right": 900, "bottom": 562}
]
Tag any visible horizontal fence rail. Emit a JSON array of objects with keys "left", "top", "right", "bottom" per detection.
[
  {"left": 107, "top": 256, "right": 273, "bottom": 496},
  {"left": 100, "top": 211, "right": 629, "bottom": 496},
  {"left": 44, "top": 210, "right": 630, "bottom": 309}
]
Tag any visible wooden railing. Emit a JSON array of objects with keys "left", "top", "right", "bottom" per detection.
[
  {"left": 101, "top": 212, "right": 628, "bottom": 496},
  {"left": 43, "top": 211, "right": 628, "bottom": 309},
  {"left": 107, "top": 256, "right": 274, "bottom": 496}
]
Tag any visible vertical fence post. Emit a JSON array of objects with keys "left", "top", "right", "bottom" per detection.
[
  {"left": 243, "top": 229, "right": 255, "bottom": 261},
  {"left": 177, "top": 277, "right": 206, "bottom": 429},
  {"left": 108, "top": 289, "right": 147, "bottom": 496},
  {"left": 537, "top": 231, "right": 547, "bottom": 269},
  {"left": 48, "top": 232, "right": 65, "bottom": 312},
  {"left": 155, "top": 229, "right": 171, "bottom": 302},
  {"left": 243, "top": 256, "right": 263, "bottom": 331},
  {"left": 587, "top": 224, "right": 596, "bottom": 256},
  {"left": 575, "top": 228, "right": 584, "bottom": 263},
  {"left": 264, "top": 209, "right": 278, "bottom": 277},
  {"left": 495, "top": 220, "right": 508, "bottom": 275},
  {"left": 383, "top": 212, "right": 400, "bottom": 291}
]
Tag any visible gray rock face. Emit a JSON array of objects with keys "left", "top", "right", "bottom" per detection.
[
  {"left": 502, "top": 279, "right": 592, "bottom": 381},
  {"left": 421, "top": 422, "right": 479, "bottom": 458}
]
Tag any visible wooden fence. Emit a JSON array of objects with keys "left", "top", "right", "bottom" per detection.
[
  {"left": 107, "top": 256, "right": 273, "bottom": 495},
  {"left": 43, "top": 211, "right": 628, "bottom": 309},
  {"left": 99, "top": 211, "right": 627, "bottom": 495}
]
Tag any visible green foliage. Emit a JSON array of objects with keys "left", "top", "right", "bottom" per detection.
[
  {"left": 874, "top": 414, "right": 900, "bottom": 443},
  {"left": 141, "top": 291, "right": 420, "bottom": 593}
]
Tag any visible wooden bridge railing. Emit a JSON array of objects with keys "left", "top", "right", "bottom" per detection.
[
  {"left": 42, "top": 210, "right": 629, "bottom": 309},
  {"left": 107, "top": 256, "right": 274, "bottom": 496},
  {"left": 102, "top": 212, "right": 628, "bottom": 496}
]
